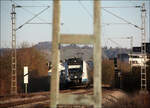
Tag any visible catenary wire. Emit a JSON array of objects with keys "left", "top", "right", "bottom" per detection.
[{"left": 10, "top": 0, "right": 49, "bottom": 23}]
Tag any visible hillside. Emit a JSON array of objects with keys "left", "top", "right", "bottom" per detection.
[{"left": 33, "top": 41, "right": 130, "bottom": 61}]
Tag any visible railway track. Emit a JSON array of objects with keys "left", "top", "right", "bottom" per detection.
[{"left": 0, "top": 89, "right": 126, "bottom": 108}]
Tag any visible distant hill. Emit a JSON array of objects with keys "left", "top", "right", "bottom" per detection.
[
  {"left": 34, "top": 41, "right": 52, "bottom": 50},
  {"left": 33, "top": 41, "right": 130, "bottom": 61},
  {"left": 0, "top": 42, "right": 130, "bottom": 61}
]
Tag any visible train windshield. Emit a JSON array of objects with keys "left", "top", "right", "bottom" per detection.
[
  {"left": 68, "top": 65, "right": 81, "bottom": 69},
  {"left": 67, "top": 58, "right": 83, "bottom": 65}
]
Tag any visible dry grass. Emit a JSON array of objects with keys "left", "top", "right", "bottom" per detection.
[{"left": 104, "top": 93, "right": 150, "bottom": 108}]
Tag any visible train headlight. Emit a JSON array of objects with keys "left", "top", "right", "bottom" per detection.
[{"left": 74, "top": 76, "right": 77, "bottom": 78}]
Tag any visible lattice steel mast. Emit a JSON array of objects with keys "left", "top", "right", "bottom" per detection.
[
  {"left": 11, "top": 4, "right": 17, "bottom": 94},
  {"left": 140, "top": 3, "right": 147, "bottom": 93},
  {"left": 10, "top": 3, "right": 50, "bottom": 94}
]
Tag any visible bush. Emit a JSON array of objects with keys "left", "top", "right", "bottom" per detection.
[
  {"left": 102, "top": 59, "right": 114, "bottom": 85},
  {"left": 104, "top": 93, "right": 150, "bottom": 108},
  {"left": 121, "top": 66, "right": 150, "bottom": 92},
  {"left": 0, "top": 47, "right": 48, "bottom": 94}
]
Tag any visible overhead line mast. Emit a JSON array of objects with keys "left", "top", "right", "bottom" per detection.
[
  {"left": 10, "top": 3, "right": 51, "bottom": 94},
  {"left": 140, "top": 3, "right": 148, "bottom": 93},
  {"left": 11, "top": 4, "right": 17, "bottom": 95}
]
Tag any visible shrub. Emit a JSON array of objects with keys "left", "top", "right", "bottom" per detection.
[{"left": 104, "top": 93, "right": 150, "bottom": 108}]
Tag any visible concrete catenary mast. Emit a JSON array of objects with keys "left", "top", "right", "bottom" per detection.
[{"left": 50, "top": 0, "right": 102, "bottom": 108}]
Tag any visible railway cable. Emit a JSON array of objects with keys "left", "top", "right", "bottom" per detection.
[
  {"left": 107, "top": 38, "right": 123, "bottom": 48},
  {"left": 78, "top": 0, "right": 93, "bottom": 20},
  {"left": 10, "top": 1, "right": 64, "bottom": 29},
  {"left": 102, "top": 8, "right": 141, "bottom": 30},
  {"left": 78, "top": 0, "right": 141, "bottom": 29},
  {"left": 10, "top": 0, "right": 50, "bottom": 23},
  {"left": 16, "top": 6, "right": 50, "bottom": 31}
]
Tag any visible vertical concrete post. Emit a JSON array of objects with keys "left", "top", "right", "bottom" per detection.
[
  {"left": 93, "top": 0, "right": 102, "bottom": 108},
  {"left": 51, "top": 0, "right": 102, "bottom": 107},
  {"left": 50, "top": 0, "right": 61, "bottom": 108}
]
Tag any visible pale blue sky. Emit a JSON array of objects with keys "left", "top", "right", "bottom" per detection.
[{"left": 0, "top": 0, "right": 150, "bottom": 48}]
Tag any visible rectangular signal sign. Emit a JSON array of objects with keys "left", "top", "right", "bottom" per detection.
[{"left": 24, "top": 66, "right": 28, "bottom": 84}]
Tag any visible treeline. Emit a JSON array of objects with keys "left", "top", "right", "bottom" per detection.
[
  {"left": 0, "top": 49, "right": 117, "bottom": 94},
  {"left": 0, "top": 47, "right": 48, "bottom": 95},
  {"left": 122, "top": 65, "right": 150, "bottom": 92},
  {"left": 102, "top": 59, "right": 150, "bottom": 92},
  {"left": 0, "top": 46, "right": 150, "bottom": 94}
]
